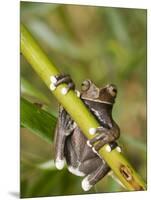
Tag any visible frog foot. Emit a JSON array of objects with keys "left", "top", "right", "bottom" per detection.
[
  {"left": 55, "top": 158, "right": 65, "bottom": 170},
  {"left": 50, "top": 74, "right": 75, "bottom": 95},
  {"left": 81, "top": 176, "right": 93, "bottom": 191}
]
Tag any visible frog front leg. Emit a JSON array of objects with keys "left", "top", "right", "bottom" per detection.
[
  {"left": 50, "top": 74, "right": 76, "bottom": 94},
  {"left": 88, "top": 122, "right": 120, "bottom": 152}
]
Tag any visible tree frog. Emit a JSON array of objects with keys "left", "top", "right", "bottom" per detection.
[{"left": 53, "top": 75, "right": 120, "bottom": 191}]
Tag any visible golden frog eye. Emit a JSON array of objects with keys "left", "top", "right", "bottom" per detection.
[{"left": 81, "top": 80, "right": 91, "bottom": 91}]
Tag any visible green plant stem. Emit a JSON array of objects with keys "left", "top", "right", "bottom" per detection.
[{"left": 21, "top": 24, "right": 146, "bottom": 191}]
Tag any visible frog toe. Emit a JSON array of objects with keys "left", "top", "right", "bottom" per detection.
[
  {"left": 81, "top": 176, "right": 93, "bottom": 191},
  {"left": 55, "top": 158, "right": 65, "bottom": 170}
]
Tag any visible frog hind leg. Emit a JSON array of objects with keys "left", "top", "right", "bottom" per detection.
[
  {"left": 54, "top": 74, "right": 77, "bottom": 170},
  {"left": 81, "top": 162, "right": 110, "bottom": 191},
  {"left": 54, "top": 106, "right": 75, "bottom": 170},
  {"left": 64, "top": 136, "right": 86, "bottom": 177}
]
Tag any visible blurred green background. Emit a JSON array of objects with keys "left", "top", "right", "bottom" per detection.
[{"left": 20, "top": 2, "right": 147, "bottom": 198}]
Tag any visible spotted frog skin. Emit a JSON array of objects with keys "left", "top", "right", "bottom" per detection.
[{"left": 54, "top": 75, "right": 120, "bottom": 191}]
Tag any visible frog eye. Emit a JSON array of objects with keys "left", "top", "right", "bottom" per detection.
[
  {"left": 81, "top": 80, "right": 91, "bottom": 91},
  {"left": 107, "top": 84, "right": 117, "bottom": 97}
]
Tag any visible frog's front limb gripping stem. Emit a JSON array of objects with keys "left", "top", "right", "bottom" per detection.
[
  {"left": 87, "top": 125, "right": 121, "bottom": 153},
  {"left": 50, "top": 74, "right": 75, "bottom": 95}
]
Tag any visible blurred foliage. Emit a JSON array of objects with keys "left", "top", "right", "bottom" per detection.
[{"left": 20, "top": 2, "right": 147, "bottom": 198}]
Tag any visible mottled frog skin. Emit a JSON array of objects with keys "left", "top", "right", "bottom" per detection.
[{"left": 54, "top": 76, "right": 120, "bottom": 191}]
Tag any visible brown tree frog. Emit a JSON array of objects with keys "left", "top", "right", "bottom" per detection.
[{"left": 52, "top": 75, "right": 120, "bottom": 191}]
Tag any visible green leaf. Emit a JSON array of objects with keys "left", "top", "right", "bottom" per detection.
[
  {"left": 21, "top": 97, "right": 57, "bottom": 143},
  {"left": 21, "top": 77, "right": 50, "bottom": 104}
]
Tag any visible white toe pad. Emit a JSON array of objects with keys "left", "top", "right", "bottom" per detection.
[
  {"left": 105, "top": 144, "right": 112, "bottom": 152},
  {"left": 116, "top": 146, "right": 122, "bottom": 152},
  {"left": 55, "top": 159, "right": 65, "bottom": 170},
  {"left": 61, "top": 87, "right": 68, "bottom": 95},
  {"left": 50, "top": 83, "right": 56, "bottom": 91},
  {"left": 50, "top": 76, "right": 57, "bottom": 84},
  {"left": 81, "top": 177, "right": 92, "bottom": 191},
  {"left": 89, "top": 128, "right": 96, "bottom": 135}
]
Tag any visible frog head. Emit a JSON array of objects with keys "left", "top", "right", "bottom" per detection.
[{"left": 80, "top": 80, "right": 117, "bottom": 104}]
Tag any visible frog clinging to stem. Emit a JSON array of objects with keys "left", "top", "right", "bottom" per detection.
[{"left": 53, "top": 74, "right": 120, "bottom": 191}]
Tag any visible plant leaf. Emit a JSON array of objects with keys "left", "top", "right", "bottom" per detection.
[
  {"left": 21, "top": 77, "right": 50, "bottom": 104},
  {"left": 21, "top": 97, "right": 57, "bottom": 143}
]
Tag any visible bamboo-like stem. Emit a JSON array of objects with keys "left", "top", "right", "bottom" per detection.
[{"left": 21, "top": 24, "right": 146, "bottom": 191}]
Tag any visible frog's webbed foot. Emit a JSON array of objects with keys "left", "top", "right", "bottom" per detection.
[
  {"left": 87, "top": 126, "right": 121, "bottom": 153},
  {"left": 50, "top": 74, "right": 76, "bottom": 95},
  {"left": 81, "top": 162, "right": 110, "bottom": 191}
]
